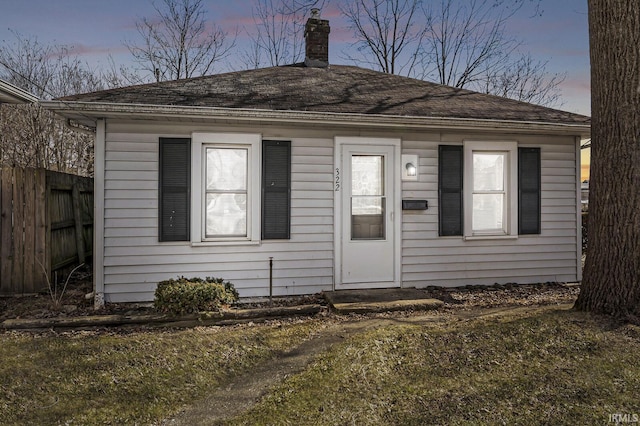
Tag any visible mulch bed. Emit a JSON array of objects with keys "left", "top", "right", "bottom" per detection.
[{"left": 0, "top": 266, "right": 580, "bottom": 322}]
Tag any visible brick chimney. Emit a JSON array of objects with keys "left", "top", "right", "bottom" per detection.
[{"left": 304, "top": 8, "right": 330, "bottom": 68}]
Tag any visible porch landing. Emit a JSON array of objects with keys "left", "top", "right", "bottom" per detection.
[{"left": 323, "top": 288, "right": 444, "bottom": 314}]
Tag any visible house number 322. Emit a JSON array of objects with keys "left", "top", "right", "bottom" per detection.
[{"left": 335, "top": 168, "right": 340, "bottom": 191}]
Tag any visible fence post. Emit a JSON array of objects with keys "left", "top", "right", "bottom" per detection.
[
  {"left": 23, "top": 168, "right": 36, "bottom": 293},
  {"left": 72, "top": 182, "right": 86, "bottom": 265},
  {"left": 45, "top": 175, "right": 52, "bottom": 291},
  {"left": 0, "top": 168, "right": 9, "bottom": 293},
  {"left": 11, "top": 168, "right": 24, "bottom": 293},
  {"left": 34, "top": 169, "right": 47, "bottom": 291}
]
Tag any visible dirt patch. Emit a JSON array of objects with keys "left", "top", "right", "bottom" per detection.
[
  {"left": 1, "top": 278, "right": 578, "bottom": 322},
  {"left": 0, "top": 269, "right": 328, "bottom": 322},
  {"left": 0, "top": 265, "right": 96, "bottom": 320}
]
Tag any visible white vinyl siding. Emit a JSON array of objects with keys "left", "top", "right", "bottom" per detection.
[
  {"left": 99, "top": 121, "right": 579, "bottom": 302},
  {"left": 402, "top": 136, "right": 579, "bottom": 287},
  {"left": 102, "top": 123, "right": 334, "bottom": 302}
]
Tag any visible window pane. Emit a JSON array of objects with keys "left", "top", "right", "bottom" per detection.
[
  {"left": 206, "top": 148, "right": 247, "bottom": 191},
  {"left": 352, "top": 155, "right": 383, "bottom": 196},
  {"left": 352, "top": 197, "right": 385, "bottom": 240},
  {"left": 473, "top": 194, "right": 504, "bottom": 231},
  {"left": 473, "top": 153, "right": 504, "bottom": 191},
  {"left": 206, "top": 193, "right": 247, "bottom": 236},
  {"left": 351, "top": 196, "right": 383, "bottom": 215}
]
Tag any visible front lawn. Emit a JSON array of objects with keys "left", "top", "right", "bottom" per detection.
[
  {"left": 1, "top": 306, "right": 639, "bottom": 425},
  {"left": 231, "top": 308, "right": 640, "bottom": 425},
  {"left": 0, "top": 319, "right": 325, "bottom": 425}
]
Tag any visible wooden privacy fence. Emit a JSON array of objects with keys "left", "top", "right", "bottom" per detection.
[{"left": 0, "top": 167, "right": 93, "bottom": 295}]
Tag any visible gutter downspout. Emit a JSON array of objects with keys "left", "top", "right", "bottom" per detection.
[{"left": 94, "top": 119, "right": 106, "bottom": 308}]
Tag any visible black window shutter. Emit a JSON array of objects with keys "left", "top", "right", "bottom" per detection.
[
  {"left": 438, "top": 145, "right": 463, "bottom": 236},
  {"left": 518, "top": 147, "right": 541, "bottom": 235},
  {"left": 159, "top": 138, "right": 191, "bottom": 241},
  {"left": 262, "top": 140, "right": 291, "bottom": 239}
]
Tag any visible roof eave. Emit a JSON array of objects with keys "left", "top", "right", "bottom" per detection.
[
  {"left": 0, "top": 80, "right": 39, "bottom": 104},
  {"left": 41, "top": 101, "right": 591, "bottom": 138}
]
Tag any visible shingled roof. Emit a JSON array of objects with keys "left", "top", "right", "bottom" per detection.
[{"left": 59, "top": 64, "right": 589, "bottom": 125}]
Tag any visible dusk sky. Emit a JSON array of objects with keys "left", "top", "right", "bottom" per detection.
[{"left": 1, "top": 0, "right": 590, "bottom": 116}]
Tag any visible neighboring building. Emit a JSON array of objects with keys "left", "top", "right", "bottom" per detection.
[
  {"left": 43, "top": 15, "right": 590, "bottom": 304},
  {"left": 0, "top": 79, "right": 38, "bottom": 104},
  {"left": 581, "top": 181, "right": 589, "bottom": 210}
]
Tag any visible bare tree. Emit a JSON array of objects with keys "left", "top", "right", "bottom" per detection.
[
  {"left": 102, "top": 55, "right": 151, "bottom": 88},
  {"left": 341, "top": 0, "right": 562, "bottom": 106},
  {"left": 421, "top": 0, "right": 521, "bottom": 87},
  {"left": 340, "top": 0, "right": 424, "bottom": 75},
  {"left": 244, "top": 0, "right": 326, "bottom": 68},
  {"left": 0, "top": 31, "right": 103, "bottom": 99},
  {"left": 478, "top": 54, "right": 565, "bottom": 107},
  {"left": 0, "top": 103, "right": 94, "bottom": 175},
  {"left": 574, "top": 0, "right": 640, "bottom": 321},
  {"left": 242, "top": 30, "right": 266, "bottom": 70},
  {"left": 0, "top": 32, "right": 100, "bottom": 175},
  {"left": 126, "top": 0, "right": 236, "bottom": 82},
  {"left": 244, "top": 0, "right": 304, "bottom": 68}
]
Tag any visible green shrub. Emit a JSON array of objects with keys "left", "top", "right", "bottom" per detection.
[{"left": 154, "top": 277, "right": 239, "bottom": 315}]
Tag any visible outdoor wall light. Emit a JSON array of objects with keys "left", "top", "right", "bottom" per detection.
[{"left": 401, "top": 154, "right": 419, "bottom": 181}]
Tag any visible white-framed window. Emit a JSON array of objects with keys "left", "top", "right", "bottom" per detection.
[
  {"left": 204, "top": 147, "right": 248, "bottom": 238},
  {"left": 464, "top": 141, "right": 517, "bottom": 239},
  {"left": 191, "top": 133, "right": 261, "bottom": 244}
]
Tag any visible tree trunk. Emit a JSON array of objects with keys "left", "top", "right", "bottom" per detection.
[{"left": 574, "top": 0, "right": 640, "bottom": 320}]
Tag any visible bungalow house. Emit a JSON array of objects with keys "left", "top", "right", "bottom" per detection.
[{"left": 43, "top": 15, "right": 590, "bottom": 305}]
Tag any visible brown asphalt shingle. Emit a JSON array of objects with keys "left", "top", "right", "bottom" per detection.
[{"left": 59, "top": 64, "right": 589, "bottom": 125}]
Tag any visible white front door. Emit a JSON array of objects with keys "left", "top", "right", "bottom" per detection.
[{"left": 335, "top": 138, "right": 400, "bottom": 288}]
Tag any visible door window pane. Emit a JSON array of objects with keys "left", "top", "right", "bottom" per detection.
[
  {"left": 352, "top": 196, "right": 383, "bottom": 215},
  {"left": 351, "top": 155, "right": 385, "bottom": 240},
  {"left": 352, "top": 155, "right": 383, "bottom": 195},
  {"left": 352, "top": 198, "right": 385, "bottom": 239}
]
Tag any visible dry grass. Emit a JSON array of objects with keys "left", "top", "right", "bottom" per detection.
[
  {"left": 0, "top": 319, "right": 326, "bottom": 425},
  {"left": 228, "top": 308, "right": 640, "bottom": 425},
  {"left": 2, "top": 304, "right": 639, "bottom": 425}
]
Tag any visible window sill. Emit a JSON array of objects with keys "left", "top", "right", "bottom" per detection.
[
  {"left": 191, "top": 240, "right": 261, "bottom": 247},
  {"left": 464, "top": 235, "right": 518, "bottom": 241}
]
